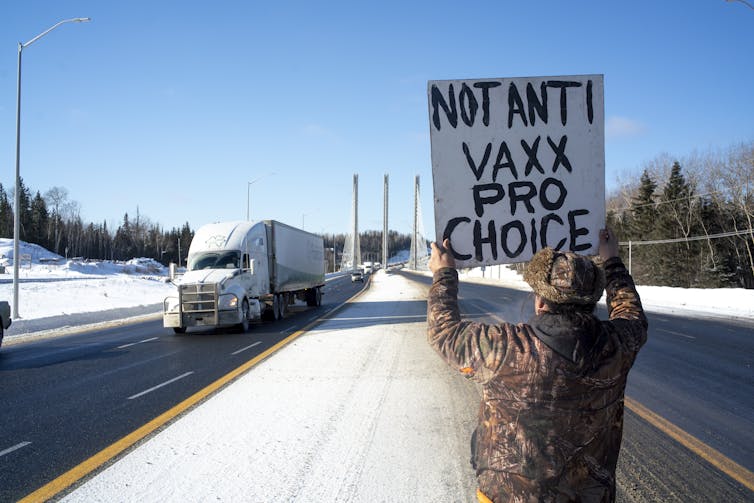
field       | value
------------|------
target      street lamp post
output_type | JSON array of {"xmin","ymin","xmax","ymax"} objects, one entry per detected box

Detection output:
[
  {"xmin": 329, "ymin": 247, "xmax": 337, "ymax": 273},
  {"xmin": 13, "ymin": 17, "xmax": 90, "ymax": 319},
  {"xmin": 246, "ymin": 172, "xmax": 275, "ymax": 221}
]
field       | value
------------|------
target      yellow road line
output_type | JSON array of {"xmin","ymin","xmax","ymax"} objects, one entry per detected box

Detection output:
[
  {"xmin": 20, "ymin": 283, "xmax": 367, "ymax": 502},
  {"xmin": 466, "ymin": 299, "xmax": 754, "ymax": 492},
  {"xmin": 625, "ymin": 396, "xmax": 754, "ymax": 492}
]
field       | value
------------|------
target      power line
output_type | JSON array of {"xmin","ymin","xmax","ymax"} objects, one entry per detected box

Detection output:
[
  {"xmin": 619, "ymin": 228, "xmax": 753, "ymax": 246},
  {"xmin": 608, "ymin": 190, "xmax": 728, "ymax": 212}
]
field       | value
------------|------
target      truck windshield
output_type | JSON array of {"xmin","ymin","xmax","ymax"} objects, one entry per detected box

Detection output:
[{"xmin": 188, "ymin": 251, "xmax": 241, "ymax": 271}]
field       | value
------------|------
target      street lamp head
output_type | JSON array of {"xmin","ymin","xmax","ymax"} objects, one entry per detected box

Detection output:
[
  {"xmin": 21, "ymin": 17, "xmax": 93, "ymax": 49},
  {"xmin": 726, "ymin": 0, "xmax": 754, "ymax": 9}
]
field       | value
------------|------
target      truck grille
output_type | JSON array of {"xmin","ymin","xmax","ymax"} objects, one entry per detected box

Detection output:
[{"xmin": 179, "ymin": 283, "xmax": 219, "ymax": 314}]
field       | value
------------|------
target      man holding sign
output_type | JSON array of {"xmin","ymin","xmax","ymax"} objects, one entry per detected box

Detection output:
[
  {"xmin": 426, "ymin": 76, "xmax": 647, "ymax": 501},
  {"xmin": 427, "ymin": 230, "xmax": 647, "ymax": 502}
]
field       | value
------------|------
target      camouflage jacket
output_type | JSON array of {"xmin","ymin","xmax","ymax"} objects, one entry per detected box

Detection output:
[{"xmin": 427, "ymin": 257, "xmax": 647, "ymax": 503}]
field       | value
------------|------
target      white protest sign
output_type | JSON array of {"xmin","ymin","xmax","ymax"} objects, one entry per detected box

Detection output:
[{"xmin": 428, "ymin": 75, "xmax": 605, "ymax": 267}]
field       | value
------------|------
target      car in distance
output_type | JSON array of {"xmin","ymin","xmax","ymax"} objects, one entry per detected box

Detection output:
[
  {"xmin": 0, "ymin": 301, "xmax": 11, "ymax": 349},
  {"xmin": 351, "ymin": 271, "xmax": 364, "ymax": 283}
]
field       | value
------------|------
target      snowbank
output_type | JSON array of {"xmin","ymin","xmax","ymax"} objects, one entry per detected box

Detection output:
[
  {"xmin": 430, "ymin": 263, "xmax": 754, "ymax": 321},
  {"xmin": 0, "ymin": 238, "xmax": 175, "ymax": 341}
]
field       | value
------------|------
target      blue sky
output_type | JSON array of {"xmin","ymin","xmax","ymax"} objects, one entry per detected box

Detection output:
[{"xmin": 1, "ymin": 1, "xmax": 753, "ymax": 240}]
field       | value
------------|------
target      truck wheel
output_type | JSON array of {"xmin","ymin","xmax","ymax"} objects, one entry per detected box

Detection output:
[
  {"xmin": 315, "ymin": 287, "xmax": 322, "ymax": 307},
  {"xmin": 238, "ymin": 299, "xmax": 250, "ymax": 332},
  {"xmin": 173, "ymin": 327, "xmax": 187, "ymax": 334}
]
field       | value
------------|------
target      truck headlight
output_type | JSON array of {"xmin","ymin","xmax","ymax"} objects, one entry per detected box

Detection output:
[{"xmin": 218, "ymin": 294, "xmax": 239, "ymax": 310}]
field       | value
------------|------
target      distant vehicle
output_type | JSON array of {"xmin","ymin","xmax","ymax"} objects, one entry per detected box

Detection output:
[
  {"xmin": 0, "ymin": 301, "xmax": 11, "ymax": 349},
  {"xmin": 362, "ymin": 261, "xmax": 374, "ymax": 274},
  {"xmin": 163, "ymin": 220, "xmax": 325, "ymax": 334},
  {"xmin": 351, "ymin": 271, "xmax": 364, "ymax": 283}
]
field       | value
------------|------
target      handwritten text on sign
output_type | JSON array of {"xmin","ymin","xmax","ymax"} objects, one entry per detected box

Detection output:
[{"xmin": 428, "ymin": 75, "xmax": 605, "ymax": 267}]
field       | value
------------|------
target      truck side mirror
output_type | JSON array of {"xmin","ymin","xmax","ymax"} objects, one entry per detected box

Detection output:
[{"xmin": 248, "ymin": 259, "xmax": 255, "ymax": 274}]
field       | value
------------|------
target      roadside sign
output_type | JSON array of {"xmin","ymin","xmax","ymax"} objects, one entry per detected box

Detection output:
[{"xmin": 20, "ymin": 253, "xmax": 32, "ymax": 269}]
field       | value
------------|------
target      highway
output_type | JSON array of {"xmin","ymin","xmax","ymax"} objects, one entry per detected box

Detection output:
[{"xmin": 0, "ymin": 274, "xmax": 364, "ymax": 502}]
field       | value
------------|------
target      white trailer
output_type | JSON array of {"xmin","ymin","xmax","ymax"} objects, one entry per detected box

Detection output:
[{"xmin": 163, "ymin": 220, "xmax": 325, "ymax": 334}]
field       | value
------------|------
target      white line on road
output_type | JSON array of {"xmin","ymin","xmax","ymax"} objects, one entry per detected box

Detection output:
[
  {"xmin": 657, "ymin": 328, "xmax": 695, "ymax": 340},
  {"xmin": 128, "ymin": 372, "xmax": 195, "ymax": 400},
  {"xmin": 0, "ymin": 441, "xmax": 31, "ymax": 458},
  {"xmin": 231, "ymin": 341, "xmax": 262, "ymax": 355},
  {"xmin": 117, "ymin": 337, "xmax": 159, "ymax": 349},
  {"xmin": 280, "ymin": 327, "xmax": 295, "ymax": 335}
]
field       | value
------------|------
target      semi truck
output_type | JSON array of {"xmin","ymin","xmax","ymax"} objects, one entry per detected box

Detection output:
[{"xmin": 163, "ymin": 220, "xmax": 325, "ymax": 334}]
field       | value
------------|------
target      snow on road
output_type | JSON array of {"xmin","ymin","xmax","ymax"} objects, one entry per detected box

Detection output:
[{"xmin": 62, "ymin": 271, "xmax": 479, "ymax": 502}]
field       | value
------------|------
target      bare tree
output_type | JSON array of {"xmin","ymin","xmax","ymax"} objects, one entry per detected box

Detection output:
[{"xmin": 44, "ymin": 186, "xmax": 69, "ymax": 254}]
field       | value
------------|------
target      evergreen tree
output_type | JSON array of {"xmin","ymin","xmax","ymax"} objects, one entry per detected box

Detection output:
[
  {"xmin": 113, "ymin": 213, "xmax": 136, "ymax": 260},
  {"xmin": 0, "ymin": 184, "xmax": 13, "ymax": 238},
  {"xmin": 177, "ymin": 222, "xmax": 194, "ymax": 267},
  {"xmin": 656, "ymin": 162, "xmax": 699, "ymax": 287},
  {"xmin": 17, "ymin": 178, "xmax": 32, "ymax": 241},
  {"xmin": 101, "ymin": 220, "xmax": 112, "ymax": 259},
  {"xmin": 29, "ymin": 192, "xmax": 49, "ymax": 249},
  {"xmin": 627, "ymin": 170, "xmax": 660, "ymax": 284}
]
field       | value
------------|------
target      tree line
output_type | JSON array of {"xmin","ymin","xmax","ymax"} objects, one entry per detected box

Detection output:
[
  {"xmin": 606, "ymin": 140, "xmax": 754, "ymax": 288},
  {"xmin": 0, "ymin": 180, "xmax": 416, "ymax": 270},
  {"xmin": 0, "ymin": 181, "xmax": 193, "ymax": 265}
]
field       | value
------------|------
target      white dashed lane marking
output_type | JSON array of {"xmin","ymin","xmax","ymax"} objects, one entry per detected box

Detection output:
[
  {"xmin": 117, "ymin": 337, "xmax": 158, "ymax": 349},
  {"xmin": 231, "ymin": 341, "xmax": 262, "ymax": 355},
  {"xmin": 0, "ymin": 442, "xmax": 31, "ymax": 458},
  {"xmin": 127, "ymin": 372, "xmax": 195, "ymax": 400}
]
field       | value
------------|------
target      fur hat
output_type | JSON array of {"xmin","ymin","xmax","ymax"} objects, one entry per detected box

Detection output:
[{"xmin": 523, "ymin": 248, "xmax": 605, "ymax": 305}]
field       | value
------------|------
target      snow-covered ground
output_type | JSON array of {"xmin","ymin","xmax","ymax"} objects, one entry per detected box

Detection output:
[{"xmin": 0, "ymin": 239, "xmax": 176, "ymax": 341}]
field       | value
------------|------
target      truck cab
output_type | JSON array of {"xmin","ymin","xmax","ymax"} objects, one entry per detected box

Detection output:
[{"xmin": 163, "ymin": 221, "xmax": 268, "ymax": 334}]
